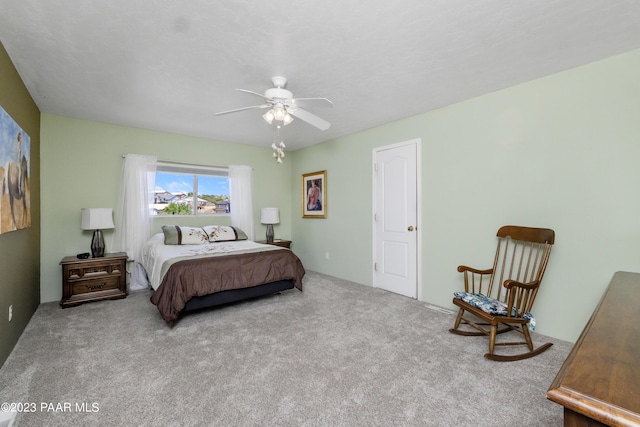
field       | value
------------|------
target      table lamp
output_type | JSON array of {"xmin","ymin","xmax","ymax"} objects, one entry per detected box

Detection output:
[
  {"xmin": 81, "ymin": 208, "xmax": 115, "ymax": 257},
  {"xmin": 260, "ymin": 207, "xmax": 280, "ymax": 242}
]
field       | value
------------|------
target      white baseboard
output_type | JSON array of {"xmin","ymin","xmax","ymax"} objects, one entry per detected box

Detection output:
[{"xmin": 425, "ymin": 304, "xmax": 454, "ymax": 315}]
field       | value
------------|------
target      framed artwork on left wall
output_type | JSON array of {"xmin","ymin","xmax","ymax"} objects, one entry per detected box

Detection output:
[
  {"xmin": 0, "ymin": 105, "xmax": 31, "ymax": 234},
  {"xmin": 302, "ymin": 170, "xmax": 326, "ymax": 218}
]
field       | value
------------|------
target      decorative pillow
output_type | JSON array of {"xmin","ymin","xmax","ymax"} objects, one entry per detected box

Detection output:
[
  {"xmin": 161, "ymin": 225, "xmax": 209, "ymax": 245},
  {"xmin": 203, "ymin": 225, "xmax": 248, "ymax": 242},
  {"xmin": 453, "ymin": 291, "xmax": 536, "ymax": 330}
]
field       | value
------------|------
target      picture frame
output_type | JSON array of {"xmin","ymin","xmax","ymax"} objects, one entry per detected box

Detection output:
[
  {"xmin": 302, "ymin": 170, "xmax": 326, "ymax": 218},
  {"xmin": 0, "ymin": 105, "xmax": 31, "ymax": 234}
]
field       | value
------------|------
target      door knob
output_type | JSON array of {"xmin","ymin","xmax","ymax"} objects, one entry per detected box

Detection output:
[{"xmin": 407, "ymin": 226, "xmax": 414, "ymax": 231}]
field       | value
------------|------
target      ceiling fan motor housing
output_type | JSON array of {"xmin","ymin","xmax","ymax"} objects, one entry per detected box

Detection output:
[{"xmin": 265, "ymin": 87, "xmax": 293, "ymax": 101}]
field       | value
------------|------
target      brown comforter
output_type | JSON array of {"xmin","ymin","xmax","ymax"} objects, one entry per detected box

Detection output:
[{"xmin": 150, "ymin": 248, "xmax": 305, "ymax": 323}]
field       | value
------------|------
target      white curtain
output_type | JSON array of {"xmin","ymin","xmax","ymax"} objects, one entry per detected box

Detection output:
[
  {"xmin": 228, "ymin": 164, "xmax": 254, "ymax": 240},
  {"xmin": 112, "ymin": 154, "xmax": 157, "ymax": 290}
]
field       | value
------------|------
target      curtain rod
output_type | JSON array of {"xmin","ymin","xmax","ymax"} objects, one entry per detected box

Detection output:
[{"xmin": 121, "ymin": 154, "xmax": 230, "ymax": 170}]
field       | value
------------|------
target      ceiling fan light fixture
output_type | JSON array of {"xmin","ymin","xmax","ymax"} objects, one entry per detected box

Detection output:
[
  {"xmin": 263, "ymin": 104, "xmax": 294, "ymax": 126},
  {"xmin": 273, "ymin": 105, "xmax": 286, "ymax": 121},
  {"xmin": 262, "ymin": 110, "xmax": 275, "ymax": 124}
]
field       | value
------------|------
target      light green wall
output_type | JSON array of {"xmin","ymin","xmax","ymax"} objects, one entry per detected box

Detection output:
[
  {"xmin": 0, "ymin": 42, "xmax": 41, "ymax": 368},
  {"xmin": 41, "ymin": 115, "xmax": 292, "ymax": 303},
  {"xmin": 291, "ymin": 48, "xmax": 640, "ymax": 343}
]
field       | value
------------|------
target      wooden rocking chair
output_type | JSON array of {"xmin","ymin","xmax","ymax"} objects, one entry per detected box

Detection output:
[{"xmin": 449, "ymin": 225, "xmax": 555, "ymax": 361}]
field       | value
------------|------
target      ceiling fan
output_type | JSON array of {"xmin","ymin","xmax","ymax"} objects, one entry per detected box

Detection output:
[{"xmin": 215, "ymin": 76, "xmax": 333, "ymax": 130}]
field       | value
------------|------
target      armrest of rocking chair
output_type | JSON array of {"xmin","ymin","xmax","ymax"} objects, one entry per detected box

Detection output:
[
  {"xmin": 503, "ymin": 279, "xmax": 541, "ymax": 291},
  {"xmin": 503, "ymin": 279, "xmax": 541, "ymax": 321},
  {"xmin": 457, "ymin": 265, "xmax": 493, "ymax": 275},
  {"xmin": 457, "ymin": 265, "xmax": 494, "ymax": 294}
]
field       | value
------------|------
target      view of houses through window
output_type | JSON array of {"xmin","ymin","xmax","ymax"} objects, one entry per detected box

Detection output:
[{"xmin": 154, "ymin": 163, "xmax": 230, "ymax": 216}]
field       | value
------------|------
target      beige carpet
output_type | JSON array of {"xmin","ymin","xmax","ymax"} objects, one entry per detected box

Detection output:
[{"xmin": 0, "ymin": 271, "xmax": 572, "ymax": 426}]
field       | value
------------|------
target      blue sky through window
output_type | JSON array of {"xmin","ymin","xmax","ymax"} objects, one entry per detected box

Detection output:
[{"xmin": 156, "ymin": 173, "xmax": 229, "ymax": 196}]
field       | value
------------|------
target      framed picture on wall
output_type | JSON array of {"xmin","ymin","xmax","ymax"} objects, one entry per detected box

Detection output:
[
  {"xmin": 0, "ymin": 105, "xmax": 31, "ymax": 234},
  {"xmin": 302, "ymin": 170, "xmax": 326, "ymax": 218}
]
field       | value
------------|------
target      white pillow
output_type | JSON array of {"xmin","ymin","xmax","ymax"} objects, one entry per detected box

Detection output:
[
  {"xmin": 203, "ymin": 225, "xmax": 248, "ymax": 242},
  {"xmin": 161, "ymin": 225, "xmax": 209, "ymax": 245}
]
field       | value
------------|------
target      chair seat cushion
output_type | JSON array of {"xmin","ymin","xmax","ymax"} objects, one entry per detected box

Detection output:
[{"xmin": 453, "ymin": 292, "xmax": 536, "ymax": 330}]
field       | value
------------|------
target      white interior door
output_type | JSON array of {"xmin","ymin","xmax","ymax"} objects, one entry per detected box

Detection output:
[{"xmin": 373, "ymin": 140, "xmax": 418, "ymax": 298}]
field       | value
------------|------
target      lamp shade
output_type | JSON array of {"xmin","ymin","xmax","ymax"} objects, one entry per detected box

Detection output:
[
  {"xmin": 262, "ymin": 110, "xmax": 275, "ymax": 124},
  {"xmin": 81, "ymin": 208, "xmax": 115, "ymax": 230},
  {"xmin": 260, "ymin": 207, "xmax": 280, "ymax": 225}
]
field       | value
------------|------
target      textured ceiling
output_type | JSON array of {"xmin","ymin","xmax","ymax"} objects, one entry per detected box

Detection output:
[{"xmin": 1, "ymin": 1, "xmax": 640, "ymax": 150}]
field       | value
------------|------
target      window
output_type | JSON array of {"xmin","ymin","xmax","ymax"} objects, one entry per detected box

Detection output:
[{"xmin": 154, "ymin": 162, "xmax": 230, "ymax": 216}]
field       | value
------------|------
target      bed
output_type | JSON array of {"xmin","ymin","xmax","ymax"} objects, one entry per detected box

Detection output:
[{"xmin": 139, "ymin": 225, "xmax": 305, "ymax": 324}]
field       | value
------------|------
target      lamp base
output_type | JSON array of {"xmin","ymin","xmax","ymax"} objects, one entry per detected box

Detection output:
[
  {"xmin": 91, "ymin": 229, "xmax": 106, "ymax": 257},
  {"xmin": 266, "ymin": 224, "xmax": 274, "ymax": 243}
]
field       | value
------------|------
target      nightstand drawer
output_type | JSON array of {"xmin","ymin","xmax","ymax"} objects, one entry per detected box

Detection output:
[
  {"xmin": 72, "ymin": 276, "xmax": 120, "ymax": 295},
  {"xmin": 83, "ymin": 262, "xmax": 123, "ymax": 277},
  {"xmin": 65, "ymin": 262, "xmax": 123, "ymax": 280}
]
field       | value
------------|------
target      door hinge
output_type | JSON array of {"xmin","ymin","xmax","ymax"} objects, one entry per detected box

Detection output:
[
  {"xmin": 374, "ymin": 213, "xmax": 377, "ymax": 221},
  {"xmin": 374, "ymin": 262, "xmax": 377, "ymax": 271},
  {"xmin": 374, "ymin": 162, "xmax": 378, "ymax": 172}
]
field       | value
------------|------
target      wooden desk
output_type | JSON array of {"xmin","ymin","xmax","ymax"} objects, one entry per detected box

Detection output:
[{"xmin": 547, "ymin": 271, "xmax": 640, "ymax": 426}]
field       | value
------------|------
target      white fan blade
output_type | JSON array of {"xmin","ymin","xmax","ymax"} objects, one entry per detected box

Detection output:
[
  {"xmin": 236, "ymin": 88, "xmax": 270, "ymax": 99},
  {"xmin": 290, "ymin": 97, "xmax": 333, "ymax": 109},
  {"xmin": 289, "ymin": 107, "xmax": 331, "ymax": 130},
  {"xmin": 215, "ymin": 104, "xmax": 270, "ymax": 116}
]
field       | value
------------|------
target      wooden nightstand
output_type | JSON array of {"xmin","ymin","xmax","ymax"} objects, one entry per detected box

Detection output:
[
  {"xmin": 257, "ymin": 239, "xmax": 292, "ymax": 249},
  {"xmin": 60, "ymin": 252, "xmax": 128, "ymax": 308}
]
